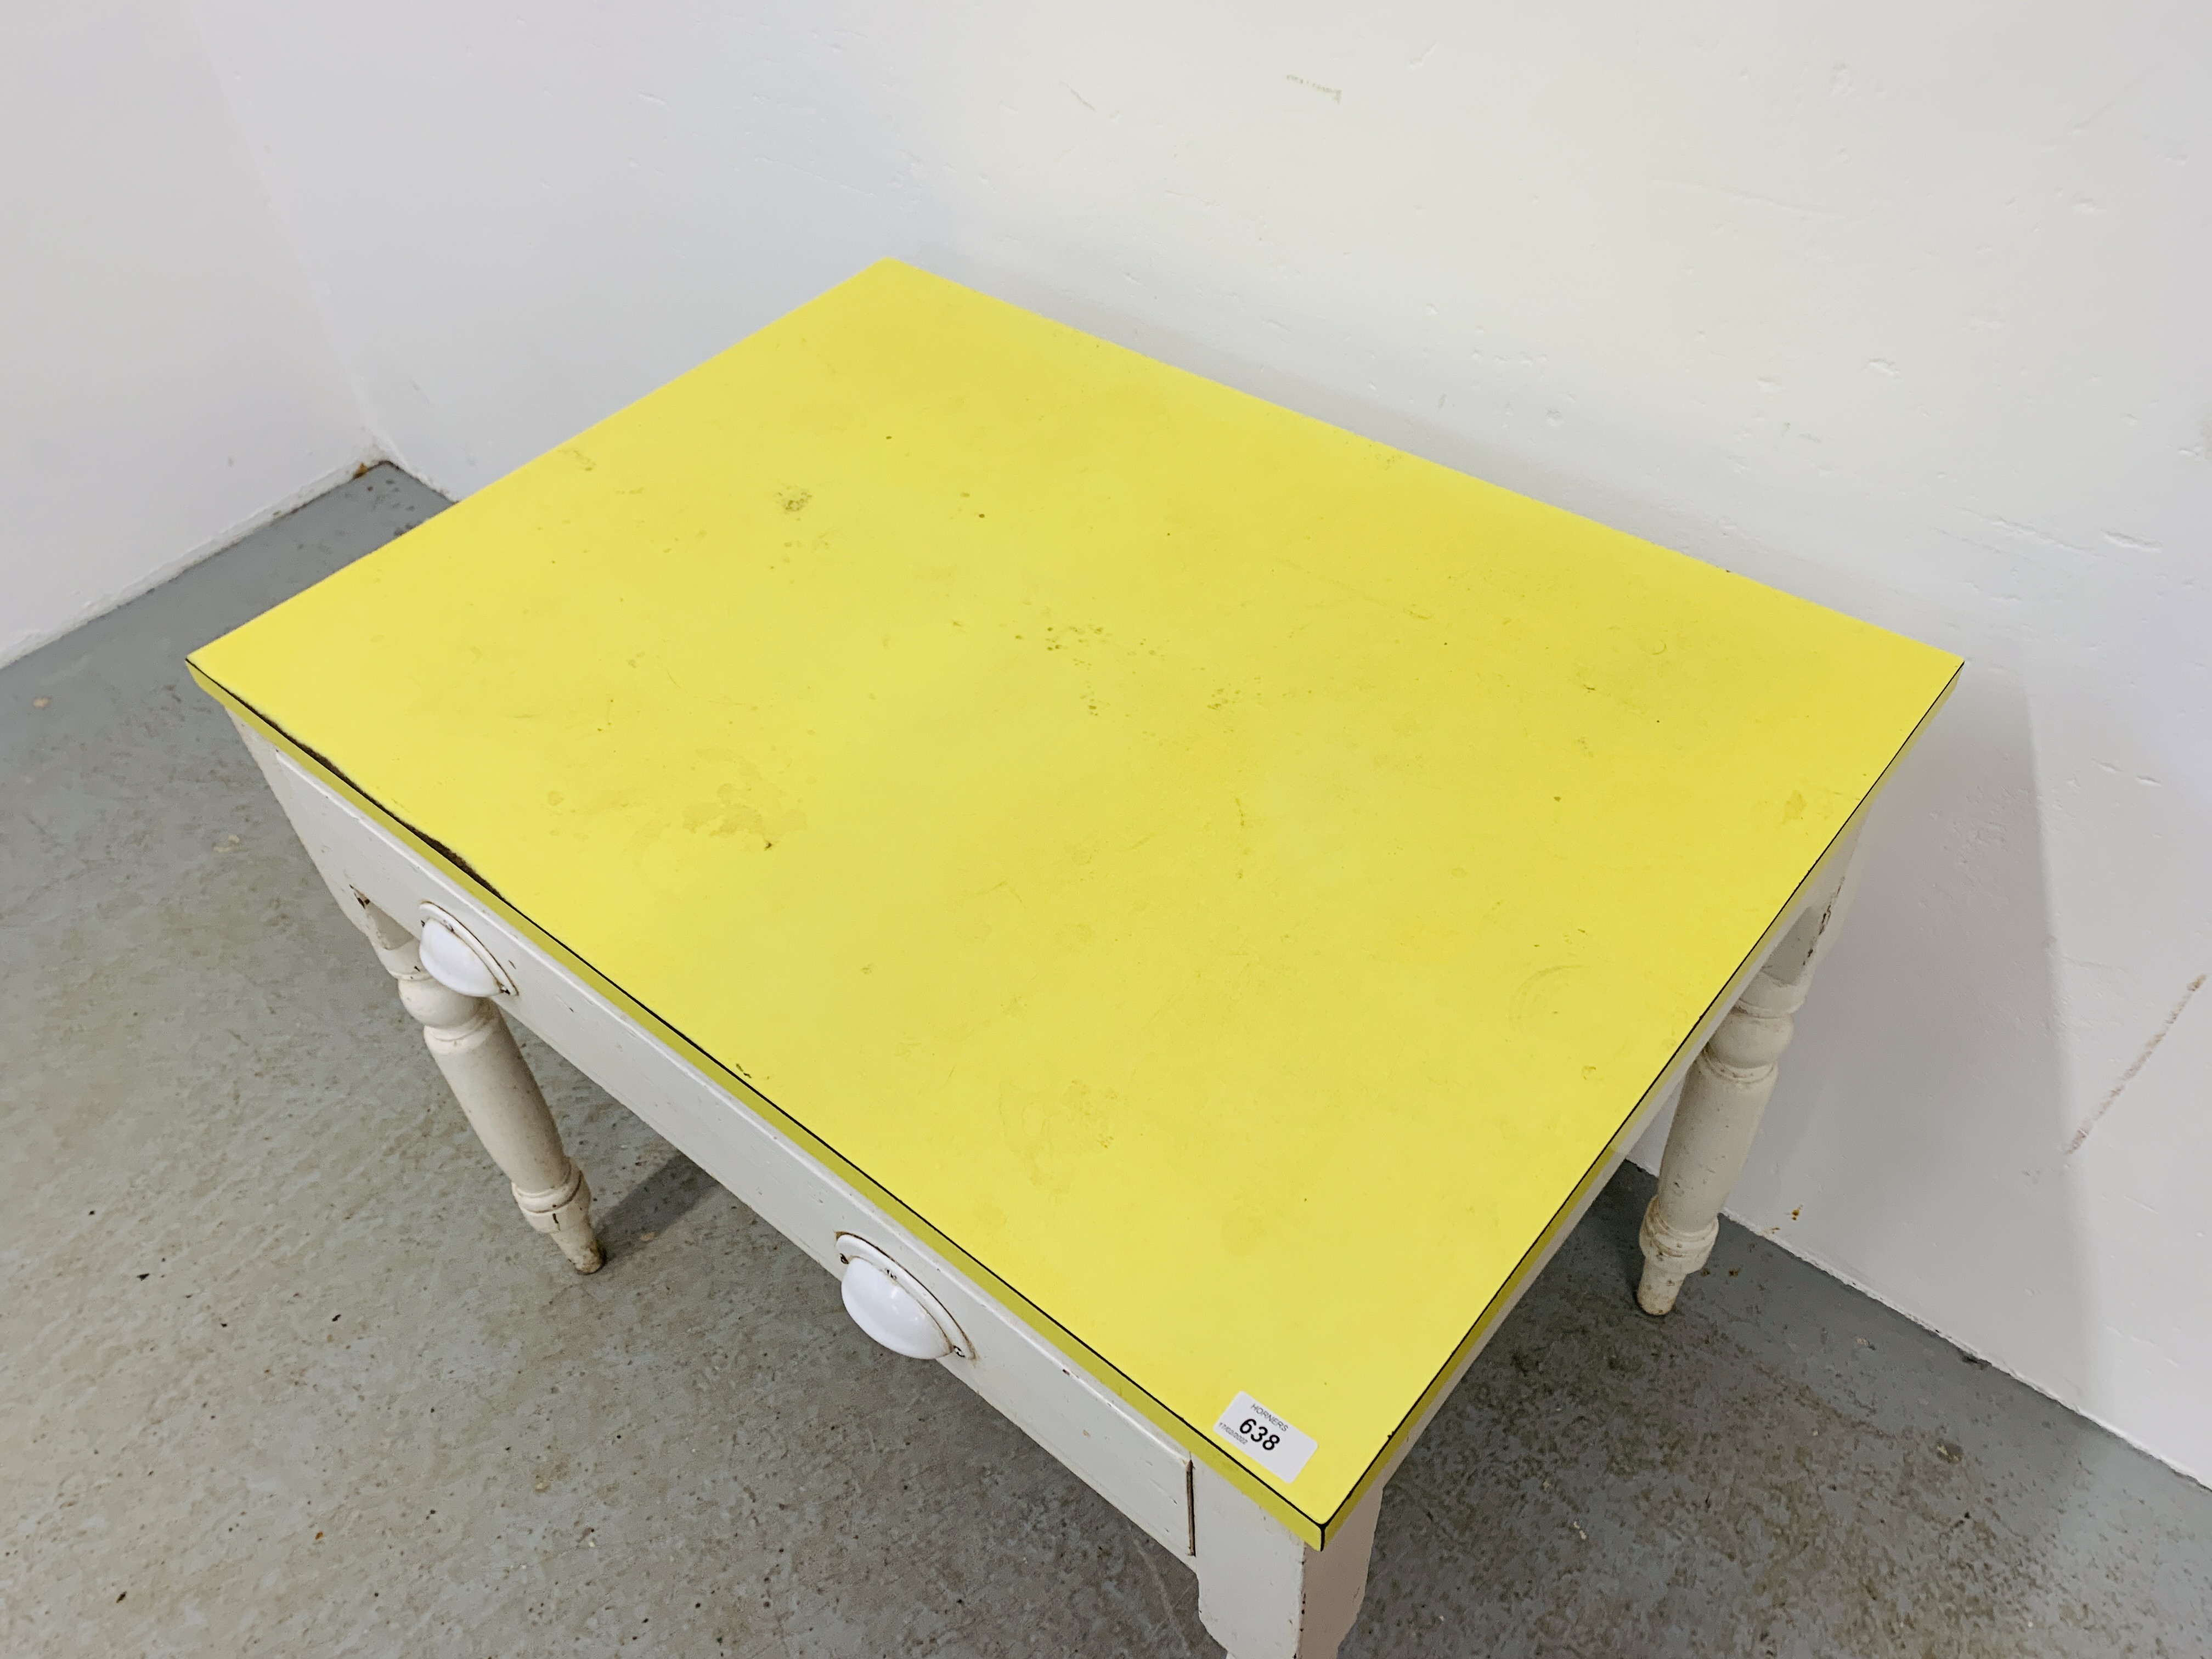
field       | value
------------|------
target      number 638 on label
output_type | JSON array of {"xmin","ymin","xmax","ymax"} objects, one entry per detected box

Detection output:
[{"xmin": 1211, "ymin": 1391, "xmax": 1319, "ymax": 1481}]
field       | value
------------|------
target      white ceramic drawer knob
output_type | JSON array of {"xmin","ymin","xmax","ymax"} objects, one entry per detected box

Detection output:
[
  {"xmin": 836, "ymin": 1233, "xmax": 969, "ymax": 1360},
  {"xmin": 417, "ymin": 902, "xmax": 515, "ymax": 998}
]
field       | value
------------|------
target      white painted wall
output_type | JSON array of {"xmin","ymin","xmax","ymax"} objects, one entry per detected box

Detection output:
[
  {"xmin": 185, "ymin": 2, "xmax": 2211, "ymax": 1486},
  {"xmin": 0, "ymin": 1, "xmax": 371, "ymax": 669}
]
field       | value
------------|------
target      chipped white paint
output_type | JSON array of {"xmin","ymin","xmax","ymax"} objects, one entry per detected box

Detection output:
[
  {"xmin": 358, "ymin": 898, "xmax": 604, "ymax": 1274},
  {"xmin": 1192, "ymin": 1463, "xmax": 1383, "ymax": 1659},
  {"xmin": 1640, "ymin": 842, "xmax": 1858, "ymax": 1316}
]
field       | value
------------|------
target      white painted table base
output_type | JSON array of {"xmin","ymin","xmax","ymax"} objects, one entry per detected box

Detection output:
[
  {"xmin": 1637, "ymin": 840, "xmax": 1859, "ymax": 1317},
  {"xmin": 358, "ymin": 897, "xmax": 605, "ymax": 1274},
  {"xmin": 240, "ymin": 718, "xmax": 1858, "ymax": 1659}
]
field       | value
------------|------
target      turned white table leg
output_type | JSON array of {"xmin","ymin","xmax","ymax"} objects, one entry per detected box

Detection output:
[
  {"xmin": 1638, "ymin": 839, "xmax": 1860, "ymax": 1315},
  {"xmin": 355, "ymin": 900, "xmax": 603, "ymax": 1273},
  {"xmin": 1192, "ymin": 1465, "xmax": 1384, "ymax": 1659}
]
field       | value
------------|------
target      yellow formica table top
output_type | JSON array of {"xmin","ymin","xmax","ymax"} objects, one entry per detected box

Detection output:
[{"xmin": 191, "ymin": 260, "xmax": 1959, "ymax": 1547}]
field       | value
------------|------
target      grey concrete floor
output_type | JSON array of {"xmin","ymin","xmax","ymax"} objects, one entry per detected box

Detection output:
[{"xmin": 3, "ymin": 466, "xmax": 2208, "ymax": 1658}]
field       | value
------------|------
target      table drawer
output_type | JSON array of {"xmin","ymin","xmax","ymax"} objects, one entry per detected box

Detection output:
[{"xmin": 244, "ymin": 724, "xmax": 1195, "ymax": 1560}]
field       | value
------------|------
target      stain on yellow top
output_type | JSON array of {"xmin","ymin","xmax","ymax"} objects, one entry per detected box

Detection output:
[{"xmin": 191, "ymin": 259, "xmax": 1959, "ymax": 1545}]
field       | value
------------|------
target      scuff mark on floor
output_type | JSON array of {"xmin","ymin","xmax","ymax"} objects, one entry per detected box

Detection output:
[{"xmin": 2067, "ymin": 973, "xmax": 2205, "ymax": 1153}]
